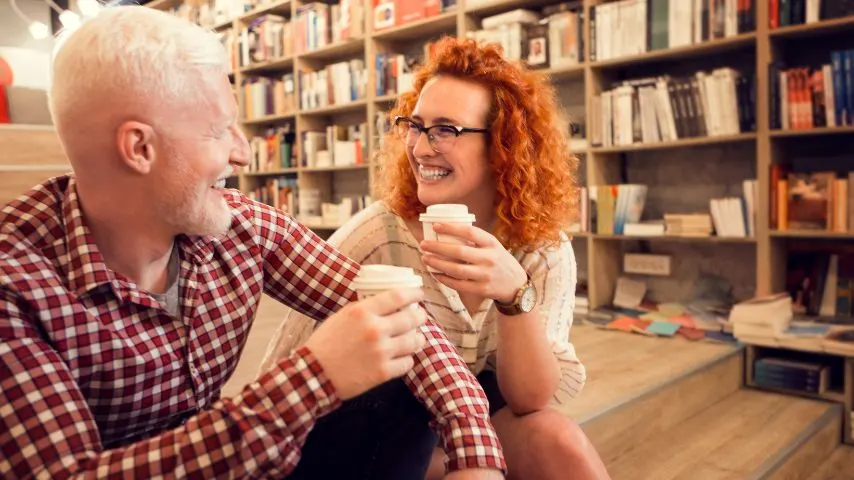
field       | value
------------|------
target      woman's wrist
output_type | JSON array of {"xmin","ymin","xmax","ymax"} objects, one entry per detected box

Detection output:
[{"xmin": 495, "ymin": 270, "xmax": 529, "ymax": 305}]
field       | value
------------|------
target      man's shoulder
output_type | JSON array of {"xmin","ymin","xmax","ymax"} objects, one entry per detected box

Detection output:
[
  {"xmin": 0, "ymin": 176, "xmax": 69, "ymax": 289},
  {"xmin": 220, "ymin": 187, "xmax": 297, "ymax": 230},
  {"xmin": 0, "ymin": 234, "xmax": 64, "ymax": 303},
  {"xmin": 1, "ymin": 174, "xmax": 69, "ymax": 231}
]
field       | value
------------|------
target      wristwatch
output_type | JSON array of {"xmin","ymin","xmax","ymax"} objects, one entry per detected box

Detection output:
[{"xmin": 495, "ymin": 274, "xmax": 537, "ymax": 316}]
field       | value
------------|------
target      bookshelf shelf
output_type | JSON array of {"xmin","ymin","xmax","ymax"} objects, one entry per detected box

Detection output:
[
  {"xmin": 749, "ymin": 382, "xmax": 847, "ymax": 403},
  {"xmin": 371, "ymin": 12, "xmax": 458, "ymax": 42},
  {"xmin": 212, "ymin": 19, "xmax": 233, "ymax": 31},
  {"xmin": 299, "ymin": 38, "xmax": 366, "ymax": 62},
  {"xmin": 769, "ymin": 126, "xmax": 854, "ymax": 138},
  {"xmin": 241, "ymin": 112, "xmax": 296, "ymax": 126},
  {"xmin": 240, "ymin": 56, "xmax": 294, "ymax": 74},
  {"xmin": 374, "ymin": 94, "xmax": 398, "ymax": 104},
  {"xmin": 238, "ymin": 0, "xmax": 292, "ymax": 23},
  {"xmin": 769, "ymin": 231, "xmax": 854, "ymax": 240},
  {"xmin": 589, "ymin": 32, "xmax": 757, "ymax": 70},
  {"xmin": 302, "ymin": 164, "xmax": 370, "ymax": 173},
  {"xmin": 244, "ymin": 168, "xmax": 299, "ymax": 177},
  {"xmin": 464, "ymin": 0, "xmax": 560, "ymax": 16},
  {"xmin": 593, "ymin": 234, "xmax": 758, "ymax": 244},
  {"xmin": 542, "ymin": 63, "xmax": 585, "ymax": 81},
  {"xmin": 589, "ymin": 133, "xmax": 757, "ymax": 154},
  {"xmin": 769, "ymin": 15, "xmax": 854, "ymax": 39},
  {"xmin": 299, "ymin": 100, "xmax": 368, "ymax": 117}
]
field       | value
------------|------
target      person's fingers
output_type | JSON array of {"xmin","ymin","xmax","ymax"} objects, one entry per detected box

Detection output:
[
  {"xmin": 382, "ymin": 354, "xmax": 417, "ymax": 380},
  {"xmin": 423, "ymin": 255, "xmax": 487, "ymax": 281},
  {"xmin": 431, "ymin": 273, "xmax": 477, "ymax": 294},
  {"xmin": 388, "ymin": 329, "xmax": 427, "ymax": 358},
  {"xmin": 359, "ymin": 288, "xmax": 424, "ymax": 316},
  {"xmin": 382, "ymin": 303, "xmax": 427, "ymax": 337},
  {"xmin": 431, "ymin": 222, "xmax": 496, "ymax": 247},
  {"xmin": 419, "ymin": 240, "xmax": 484, "ymax": 263}
]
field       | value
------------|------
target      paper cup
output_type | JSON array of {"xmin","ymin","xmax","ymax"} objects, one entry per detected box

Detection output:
[
  {"xmin": 351, "ymin": 265, "xmax": 424, "ymax": 301},
  {"xmin": 419, "ymin": 204, "xmax": 476, "ymax": 273}
]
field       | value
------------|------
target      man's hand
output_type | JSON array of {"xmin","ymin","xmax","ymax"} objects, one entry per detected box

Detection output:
[
  {"xmin": 304, "ymin": 288, "xmax": 428, "ymax": 400},
  {"xmin": 444, "ymin": 469, "xmax": 506, "ymax": 480}
]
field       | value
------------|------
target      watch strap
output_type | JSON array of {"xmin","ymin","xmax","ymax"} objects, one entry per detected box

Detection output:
[{"xmin": 495, "ymin": 274, "xmax": 532, "ymax": 316}]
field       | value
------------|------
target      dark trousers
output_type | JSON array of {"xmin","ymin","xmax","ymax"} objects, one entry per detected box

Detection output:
[
  {"xmin": 287, "ymin": 371, "xmax": 507, "ymax": 479},
  {"xmin": 286, "ymin": 378, "xmax": 438, "ymax": 480}
]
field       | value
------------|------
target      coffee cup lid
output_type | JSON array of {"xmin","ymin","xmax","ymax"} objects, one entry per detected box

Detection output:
[
  {"xmin": 419, "ymin": 204, "xmax": 475, "ymax": 223},
  {"xmin": 353, "ymin": 265, "xmax": 423, "ymax": 288}
]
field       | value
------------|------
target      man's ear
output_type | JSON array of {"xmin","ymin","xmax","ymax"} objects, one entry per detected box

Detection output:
[{"xmin": 116, "ymin": 121, "xmax": 156, "ymax": 175}]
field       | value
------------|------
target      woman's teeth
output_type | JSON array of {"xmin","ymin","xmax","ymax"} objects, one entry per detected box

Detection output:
[
  {"xmin": 212, "ymin": 178, "xmax": 226, "ymax": 189},
  {"xmin": 419, "ymin": 165, "xmax": 451, "ymax": 181}
]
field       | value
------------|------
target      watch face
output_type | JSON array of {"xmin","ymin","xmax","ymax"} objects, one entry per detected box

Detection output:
[{"xmin": 520, "ymin": 285, "xmax": 537, "ymax": 312}]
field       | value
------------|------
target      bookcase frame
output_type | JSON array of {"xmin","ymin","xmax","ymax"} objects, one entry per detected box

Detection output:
[
  {"xmin": 144, "ymin": 0, "xmax": 854, "ymax": 304},
  {"xmin": 146, "ymin": 0, "xmax": 854, "ymax": 442}
]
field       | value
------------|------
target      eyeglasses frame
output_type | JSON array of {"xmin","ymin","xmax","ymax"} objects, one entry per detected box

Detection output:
[{"xmin": 392, "ymin": 115, "xmax": 489, "ymax": 153}]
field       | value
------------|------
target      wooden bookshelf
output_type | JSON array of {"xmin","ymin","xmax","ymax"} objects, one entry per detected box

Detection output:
[
  {"xmin": 142, "ymin": 0, "xmax": 854, "ymax": 301},
  {"xmin": 143, "ymin": 0, "xmax": 854, "ymax": 443},
  {"xmin": 138, "ymin": 0, "xmax": 850, "ymax": 288}
]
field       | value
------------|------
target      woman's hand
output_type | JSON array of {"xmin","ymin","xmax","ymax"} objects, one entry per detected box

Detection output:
[{"xmin": 420, "ymin": 222, "xmax": 527, "ymax": 304}]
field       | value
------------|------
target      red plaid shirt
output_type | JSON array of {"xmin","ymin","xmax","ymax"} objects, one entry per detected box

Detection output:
[{"xmin": 0, "ymin": 174, "xmax": 505, "ymax": 478}]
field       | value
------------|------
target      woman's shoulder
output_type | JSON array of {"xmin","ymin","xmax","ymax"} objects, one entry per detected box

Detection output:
[
  {"xmin": 516, "ymin": 232, "xmax": 577, "ymax": 278},
  {"xmin": 326, "ymin": 200, "xmax": 420, "ymax": 262},
  {"xmin": 518, "ymin": 231, "xmax": 576, "ymax": 262}
]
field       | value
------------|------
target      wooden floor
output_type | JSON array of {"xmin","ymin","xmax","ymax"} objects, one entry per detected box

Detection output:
[
  {"xmin": 224, "ymin": 294, "xmax": 740, "ymax": 421},
  {"xmin": 808, "ymin": 446, "xmax": 854, "ymax": 480},
  {"xmin": 225, "ymin": 296, "xmax": 849, "ymax": 477},
  {"xmin": 549, "ymin": 323, "xmax": 739, "ymax": 423}
]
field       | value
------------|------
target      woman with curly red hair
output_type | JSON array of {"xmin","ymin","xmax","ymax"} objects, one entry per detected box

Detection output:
[{"xmin": 261, "ymin": 36, "xmax": 610, "ymax": 479}]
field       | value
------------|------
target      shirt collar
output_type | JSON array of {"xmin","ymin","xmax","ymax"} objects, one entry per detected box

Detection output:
[
  {"xmin": 62, "ymin": 176, "xmax": 121, "ymax": 297},
  {"xmin": 61, "ymin": 176, "xmax": 217, "ymax": 300}
]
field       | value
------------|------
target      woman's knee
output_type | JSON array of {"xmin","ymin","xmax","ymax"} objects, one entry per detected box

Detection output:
[{"xmin": 521, "ymin": 409, "xmax": 593, "ymax": 459}]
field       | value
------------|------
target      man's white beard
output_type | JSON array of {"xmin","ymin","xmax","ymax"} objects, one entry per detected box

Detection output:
[{"xmin": 159, "ymin": 160, "xmax": 233, "ymax": 238}]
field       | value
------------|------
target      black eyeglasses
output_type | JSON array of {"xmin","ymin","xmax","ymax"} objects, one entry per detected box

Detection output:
[{"xmin": 393, "ymin": 116, "xmax": 488, "ymax": 154}]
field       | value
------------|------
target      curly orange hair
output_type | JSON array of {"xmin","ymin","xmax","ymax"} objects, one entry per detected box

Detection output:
[{"xmin": 377, "ymin": 36, "xmax": 580, "ymax": 251}]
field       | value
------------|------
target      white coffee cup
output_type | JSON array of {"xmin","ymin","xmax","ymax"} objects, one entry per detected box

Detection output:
[
  {"xmin": 351, "ymin": 264, "xmax": 424, "ymax": 301},
  {"xmin": 419, "ymin": 204, "xmax": 476, "ymax": 273}
]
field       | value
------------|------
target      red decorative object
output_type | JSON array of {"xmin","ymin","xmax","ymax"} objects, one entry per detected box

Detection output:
[
  {"xmin": 0, "ymin": 55, "xmax": 13, "ymax": 86},
  {"xmin": 0, "ymin": 86, "xmax": 9, "ymax": 123}
]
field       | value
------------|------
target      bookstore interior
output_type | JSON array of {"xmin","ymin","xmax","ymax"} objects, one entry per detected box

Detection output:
[{"xmin": 3, "ymin": 0, "xmax": 854, "ymax": 475}]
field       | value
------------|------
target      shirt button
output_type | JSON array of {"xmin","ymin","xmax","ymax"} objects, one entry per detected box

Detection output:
[{"xmin": 190, "ymin": 365, "xmax": 199, "ymax": 377}]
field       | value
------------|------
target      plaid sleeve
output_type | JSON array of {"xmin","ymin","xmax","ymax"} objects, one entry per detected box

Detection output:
[
  {"xmin": 0, "ymin": 288, "xmax": 340, "ymax": 479},
  {"xmin": 405, "ymin": 315, "xmax": 507, "ymax": 474},
  {"xmin": 246, "ymin": 198, "xmax": 359, "ymax": 320}
]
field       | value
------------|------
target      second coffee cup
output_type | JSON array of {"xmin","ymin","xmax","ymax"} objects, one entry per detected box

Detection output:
[{"xmin": 351, "ymin": 264, "xmax": 424, "ymax": 301}]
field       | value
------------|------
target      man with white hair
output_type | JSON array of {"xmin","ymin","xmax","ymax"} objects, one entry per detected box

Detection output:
[{"xmin": 0, "ymin": 6, "xmax": 505, "ymax": 479}]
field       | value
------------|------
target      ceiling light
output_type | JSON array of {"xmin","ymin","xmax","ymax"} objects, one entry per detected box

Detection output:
[
  {"xmin": 59, "ymin": 9, "xmax": 81, "ymax": 28},
  {"xmin": 28, "ymin": 21, "xmax": 50, "ymax": 39},
  {"xmin": 77, "ymin": 0, "xmax": 100, "ymax": 17}
]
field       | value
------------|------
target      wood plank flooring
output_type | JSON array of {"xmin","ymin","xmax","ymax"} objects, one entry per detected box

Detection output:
[
  {"xmin": 224, "ymin": 295, "xmax": 740, "ymax": 424},
  {"xmin": 807, "ymin": 446, "xmax": 854, "ymax": 480}
]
